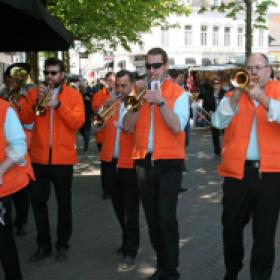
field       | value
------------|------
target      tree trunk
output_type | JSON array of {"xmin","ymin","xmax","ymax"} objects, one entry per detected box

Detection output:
[
  {"xmin": 26, "ymin": 52, "xmax": 39, "ymax": 84},
  {"xmin": 245, "ymin": 0, "xmax": 252, "ymax": 60},
  {"xmin": 63, "ymin": 50, "xmax": 70, "ymax": 73}
]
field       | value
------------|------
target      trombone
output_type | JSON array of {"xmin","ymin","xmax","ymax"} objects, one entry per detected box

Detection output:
[{"xmin": 92, "ymin": 95, "xmax": 121, "ymax": 127}]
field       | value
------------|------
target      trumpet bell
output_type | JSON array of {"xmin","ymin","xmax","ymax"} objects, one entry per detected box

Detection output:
[{"xmin": 230, "ymin": 69, "xmax": 249, "ymax": 89}]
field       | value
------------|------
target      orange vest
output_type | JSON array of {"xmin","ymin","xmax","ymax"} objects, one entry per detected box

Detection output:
[
  {"xmin": 19, "ymin": 84, "xmax": 85, "ymax": 165},
  {"xmin": 0, "ymin": 100, "xmax": 34, "ymax": 198},
  {"xmin": 132, "ymin": 80, "xmax": 185, "ymax": 160},
  {"xmin": 218, "ymin": 80, "xmax": 280, "ymax": 179},
  {"xmin": 99, "ymin": 106, "xmax": 135, "ymax": 168},
  {"xmin": 91, "ymin": 88, "xmax": 110, "ymax": 144}
]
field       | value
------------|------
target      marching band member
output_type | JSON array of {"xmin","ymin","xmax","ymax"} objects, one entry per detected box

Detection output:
[
  {"xmin": 0, "ymin": 97, "xmax": 33, "ymax": 280},
  {"xmin": 91, "ymin": 72, "xmax": 116, "ymax": 199},
  {"xmin": 123, "ymin": 48, "xmax": 189, "ymax": 280},
  {"xmin": 19, "ymin": 58, "xmax": 85, "ymax": 263},
  {"xmin": 97, "ymin": 70, "xmax": 139, "ymax": 270},
  {"xmin": 212, "ymin": 53, "xmax": 280, "ymax": 280},
  {"xmin": 2, "ymin": 63, "xmax": 34, "ymax": 236}
]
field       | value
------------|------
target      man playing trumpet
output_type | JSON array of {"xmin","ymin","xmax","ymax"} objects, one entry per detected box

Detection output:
[
  {"xmin": 123, "ymin": 48, "xmax": 189, "ymax": 280},
  {"xmin": 19, "ymin": 58, "xmax": 85, "ymax": 263},
  {"xmin": 212, "ymin": 53, "xmax": 280, "ymax": 280}
]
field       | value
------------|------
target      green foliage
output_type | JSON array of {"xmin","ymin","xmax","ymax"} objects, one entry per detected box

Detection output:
[
  {"xmin": 198, "ymin": 0, "xmax": 276, "ymax": 58},
  {"xmin": 199, "ymin": 0, "xmax": 276, "ymax": 29},
  {"xmin": 45, "ymin": 0, "xmax": 191, "ymax": 51}
]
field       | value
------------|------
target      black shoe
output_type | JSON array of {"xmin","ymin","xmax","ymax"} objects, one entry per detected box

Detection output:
[
  {"xmin": 29, "ymin": 247, "xmax": 52, "ymax": 262},
  {"xmin": 179, "ymin": 187, "xmax": 188, "ymax": 193},
  {"xmin": 56, "ymin": 248, "xmax": 68, "ymax": 262},
  {"xmin": 16, "ymin": 224, "xmax": 27, "ymax": 236},
  {"xmin": 148, "ymin": 269, "xmax": 164, "ymax": 280},
  {"xmin": 119, "ymin": 255, "xmax": 135, "ymax": 271}
]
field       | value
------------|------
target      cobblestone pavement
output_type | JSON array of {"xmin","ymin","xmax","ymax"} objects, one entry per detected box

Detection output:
[{"xmin": 2, "ymin": 127, "xmax": 280, "ymax": 280}]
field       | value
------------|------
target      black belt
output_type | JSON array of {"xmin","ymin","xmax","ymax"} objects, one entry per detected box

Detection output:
[{"xmin": 245, "ymin": 160, "xmax": 260, "ymax": 168}]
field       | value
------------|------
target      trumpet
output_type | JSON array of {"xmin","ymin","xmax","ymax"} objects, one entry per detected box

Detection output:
[
  {"xmin": 124, "ymin": 88, "xmax": 147, "ymax": 112},
  {"xmin": 230, "ymin": 69, "xmax": 250, "ymax": 89},
  {"xmin": 93, "ymin": 95, "xmax": 121, "ymax": 127},
  {"xmin": 33, "ymin": 82, "xmax": 54, "ymax": 116}
]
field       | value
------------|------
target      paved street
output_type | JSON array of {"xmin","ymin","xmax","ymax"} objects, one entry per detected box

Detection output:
[{"xmin": 2, "ymin": 127, "xmax": 280, "ymax": 280}]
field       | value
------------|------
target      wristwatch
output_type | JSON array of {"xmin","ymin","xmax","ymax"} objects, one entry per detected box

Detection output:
[{"xmin": 157, "ymin": 100, "xmax": 165, "ymax": 107}]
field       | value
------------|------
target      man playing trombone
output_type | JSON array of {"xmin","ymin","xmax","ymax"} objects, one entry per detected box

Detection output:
[
  {"xmin": 212, "ymin": 53, "xmax": 280, "ymax": 280},
  {"xmin": 95, "ymin": 70, "xmax": 140, "ymax": 270}
]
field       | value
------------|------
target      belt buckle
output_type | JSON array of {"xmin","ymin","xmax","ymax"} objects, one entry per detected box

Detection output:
[{"xmin": 253, "ymin": 161, "xmax": 260, "ymax": 169}]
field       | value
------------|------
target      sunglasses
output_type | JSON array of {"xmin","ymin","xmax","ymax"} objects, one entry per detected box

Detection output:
[
  {"xmin": 145, "ymin": 63, "xmax": 164, "ymax": 70},
  {"xmin": 43, "ymin": 70, "xmax": 60, "ymax": 76}
]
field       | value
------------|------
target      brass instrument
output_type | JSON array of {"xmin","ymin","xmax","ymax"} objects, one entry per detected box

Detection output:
[
  {"xmin": 33, "ymin": 83, "xmax": 54, "ymax": 116},
  {"xmin": 8, "ymin": 67, "xmax": 29, "ymax": 110},
  {"xmin": 93, "ymin": 95, "xmax": 121, "ymax": 127},
  {"xmin": 230, "ymin": 69, "xmax": 250, "ymax": 89},
  {"xmin": 124, "ymin": 88, "xmax": 147, "ymax": 112}
]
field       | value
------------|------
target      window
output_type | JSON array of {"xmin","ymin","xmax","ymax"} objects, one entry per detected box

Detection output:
[
  {"xmin": 212, "ymin": 26, "xmax": 219, "ymax": 46},
  {"xmin": 169, "ymin": 58, "xmax": 175, "ymax": 65},
  {"xmin": 185, "ymin": 58, "xmax": 196, "ymax": 65},
  {"xmin": 224, "ymin": 27, "xmax": 231, "ymax": 47},
  {"xmin": 184, "ymin": 25, "xmax": 192, "ymax": 46},
  {"xmin": 259, "ymin": 29, "xmax": 264, "ymax": 47},
  {"xmin": 212, "ymin": 0, "xmax": 221, "ymax": 6},
  {"xmin": 161, "ymin": 26, "xmax": 169, "ymax": 46},
  {"xmin": 237, "ymin": 27, "xmax": 244, "ymax": 47},
  {"xmin": 201, "ymin": 25, "xmax": 207, "ymax": 46},
  {"xmin": 202, "ymin": 58, "xmax": 211, "ymax": 66}
]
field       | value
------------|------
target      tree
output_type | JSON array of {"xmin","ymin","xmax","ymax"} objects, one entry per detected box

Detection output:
[
  {"xmin": 47, "ymin": 0, "xmax": 191, "ymax": 51},
  {"xmin": 28, "ymin": 0, "xmax": 190, "ymax": 81},
  {"xmin": 199, "ymin": 0, "xmax": 277, "ymax": 59}
]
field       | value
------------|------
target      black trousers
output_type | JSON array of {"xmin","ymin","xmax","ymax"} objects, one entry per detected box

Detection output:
[
  {"xmin": 102, "ymin": 160, "xmax": 139, "ymax": 257},
  {"xmin": 210, "ymin": 126, "xmax": 221, "ymax": 155},
  {"xmin": 79, "ymin": 126, "xmax": 91, "ymax": 150},
  {"xmin": 222, "ymin": 167, "xmax": 280, "ymax": 280},
  {"xmin": 135, "ymin": 156, "xmax": 183, "ymax": 279},
  {"xmin": 0, "ymin": 196, "xmax": 22, "ymax": 280},
  {"xmin": 29, "ymin": 164, "xmax": 73, "ymax": 250},
  {"xmin": 97, "ymin": 144, "xmax": 108, "ymax": 196},
  {"xmin": 12, "ymin": 187, "xmax": 30, "ymax": 228}
]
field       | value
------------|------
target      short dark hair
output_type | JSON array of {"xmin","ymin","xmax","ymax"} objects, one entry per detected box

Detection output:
[
  {"xmin": 105, "ymin": 71, "xmax": 115, "ymax": 80},
  {"xmin": 168, "ymin": 69, "xmax": 178, "ymax": 79},
  {"xmin": 44, "ymin": 57, "xmax": 65, "ymax": 72},
  {"xmin": 116, "ymin": 70, "xmax": 133, "ymax": 83},
  {"xmin": 146, "ymin": 47, "xmax": 168, "ymax": 64}
]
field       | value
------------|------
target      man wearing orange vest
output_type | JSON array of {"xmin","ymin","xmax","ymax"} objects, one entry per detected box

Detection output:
[
  {"xmin": 91, "ymin": 72, "xmax": 115, "ymax": 199},
  {"xmin": 0, "ymin": 98, "xmax": 34, "ymax": 280},
  {"xmin": 98, "ymin": 70, "xmax": 139, "ymax": 270},
  {"xmin": 123, "ymin": 48, "xmax": 189, "ymax": 280},
  {"xmin": 19, "ymin": 58, "xmax": 85, "ymax": 263},
  {"xmin": 212, "ymin": 53, "xmax": 280, "ymax": 280},
  {"xmin": 2, "ymin": 63, "xmax": 34, "ymax": 236}
]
